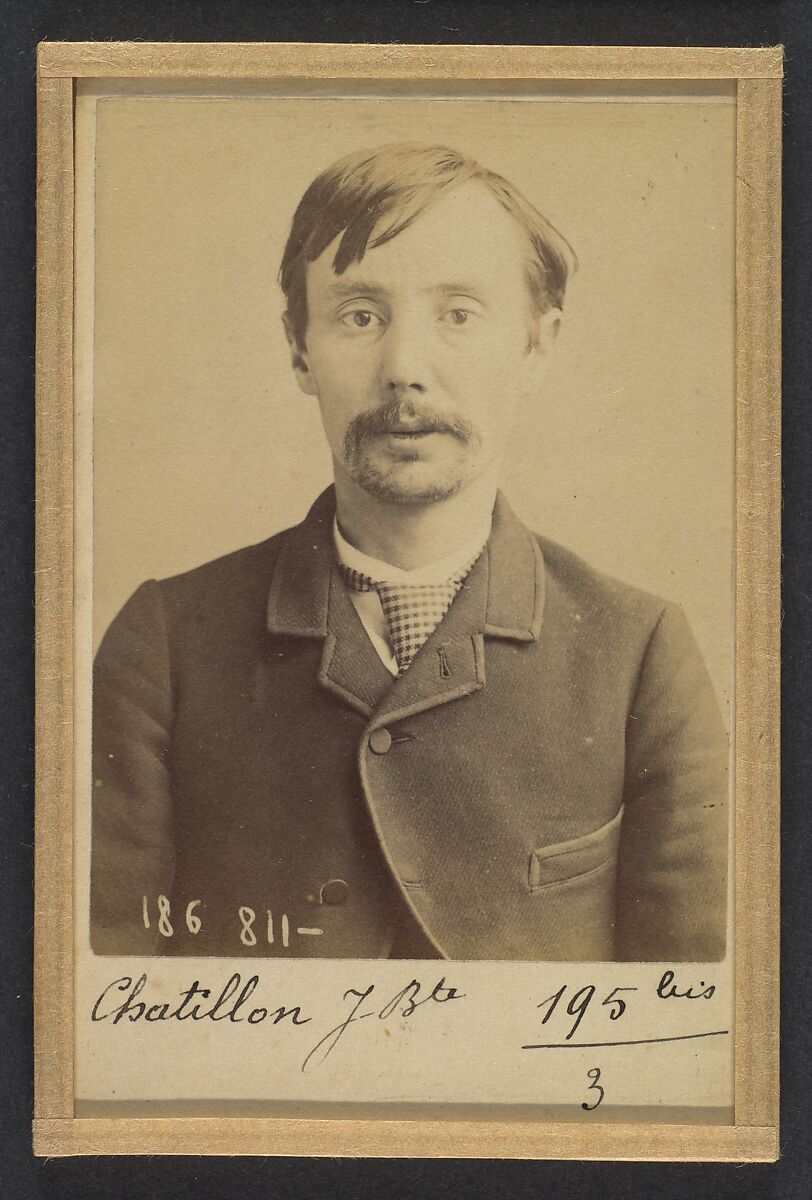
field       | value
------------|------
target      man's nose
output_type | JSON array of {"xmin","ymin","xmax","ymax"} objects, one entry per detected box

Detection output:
[{"xmin": 378, "ymin": 316, "xmax": 430, "ymax": 394}]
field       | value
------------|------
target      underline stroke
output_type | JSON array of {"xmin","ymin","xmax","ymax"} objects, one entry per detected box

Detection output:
[{"xmin": 521, "ymin": 1029, "xmax": 730, "ymax": 1050}]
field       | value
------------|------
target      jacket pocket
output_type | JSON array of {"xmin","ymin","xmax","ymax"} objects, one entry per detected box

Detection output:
[{"xmin": 529, "ymin": 806, "xmax": 624, "ymax": 892}]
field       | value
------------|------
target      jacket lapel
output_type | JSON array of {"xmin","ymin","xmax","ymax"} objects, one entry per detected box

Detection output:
[
  {"xmin": 318, "ymin": 575, "xmax": 396, "ymax": 716},
  {"xmin": 265, "ymin": 486, "xmax": 546, "ymax": 722},
  {"xmin": 265, "ymin": 488, "xmax": 394, "ymax": 717}
]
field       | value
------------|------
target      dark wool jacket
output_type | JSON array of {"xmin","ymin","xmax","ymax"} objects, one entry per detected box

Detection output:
[{"xmin": 91, "ymin": 487, "xmax": 728, "ymax": 961}]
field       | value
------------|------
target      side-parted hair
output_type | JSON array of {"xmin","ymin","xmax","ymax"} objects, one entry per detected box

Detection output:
[{"xmin": 279, "ymin": 142, "xmax": 577, "ymax": 350}]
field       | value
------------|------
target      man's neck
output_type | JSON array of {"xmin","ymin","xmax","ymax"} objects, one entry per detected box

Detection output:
[{"xmin": 333, "ymin": 467, "xmax": 498, "ymax": 570}]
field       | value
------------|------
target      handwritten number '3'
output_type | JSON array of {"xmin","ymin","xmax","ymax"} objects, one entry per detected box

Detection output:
[{"xmin": 581, "ymin": 1067, "xmax": 604, "ymax": 1111}]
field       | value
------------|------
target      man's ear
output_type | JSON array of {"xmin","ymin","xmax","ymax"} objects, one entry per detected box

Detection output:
[
  {"xmin": 282, "ymin": 313, "xmax": 319, "ymax": 397},
  {"xmin": 523, "ymin": 307, "xmax": 562, "ymax": 389},
  {"xmin": 535, "ymin": 307, "xmax": 562, "ymax": 355}
]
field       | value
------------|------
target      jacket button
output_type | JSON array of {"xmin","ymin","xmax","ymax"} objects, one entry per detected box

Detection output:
[
  {"xmin": 368, "ymin": 727, "xmax": 392, "ymax": 755},
  {"xmin": 320, "ymin": 879, "xmax": 349, "ymax": 906}
]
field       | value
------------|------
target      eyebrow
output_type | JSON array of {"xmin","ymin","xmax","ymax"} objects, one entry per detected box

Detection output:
[
  {"xmin": 431, "ymin": 282, "xmax": 486, "ymax": 297},
  {"xmin": 323, "ymin": 280, "xmax": 487, "ymax": 300},
  {"xmin": 324, "ymin": 281, "xmax": 388, "ymax": 300}
]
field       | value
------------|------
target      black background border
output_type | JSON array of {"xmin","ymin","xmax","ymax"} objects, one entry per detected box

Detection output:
[{"xmin": 2, "ymin": 2, "xmax": 808, "ymax": 1196}]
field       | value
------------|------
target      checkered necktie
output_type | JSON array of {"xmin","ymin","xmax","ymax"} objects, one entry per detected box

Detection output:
[{"xmin": 338, "ymin": 553, "xmax": 481, "ymax": 674}]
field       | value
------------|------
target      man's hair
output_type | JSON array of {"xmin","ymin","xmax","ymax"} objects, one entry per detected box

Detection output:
[{"xmin": 279, "ymin": 142, "xmax": 576, "ymax": 350}]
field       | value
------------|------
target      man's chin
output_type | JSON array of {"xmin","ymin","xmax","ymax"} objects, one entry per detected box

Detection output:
[{"xmin": 349, "ymin": 461, "xmax": 470, "ymax": 505}]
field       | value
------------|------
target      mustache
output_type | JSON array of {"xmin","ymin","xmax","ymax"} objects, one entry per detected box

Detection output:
[{"xmin": 344, "ymin": 400, "xmax": 479, "ymax": 457}]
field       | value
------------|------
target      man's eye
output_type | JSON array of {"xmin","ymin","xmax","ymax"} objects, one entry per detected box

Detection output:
[
  {"xmin": 444, "ymin": 308, "xmax": 472, "ymax": 326},
  {"xmin": 341, "ymin": 309, "xmax": 382, "ymax": 329}
]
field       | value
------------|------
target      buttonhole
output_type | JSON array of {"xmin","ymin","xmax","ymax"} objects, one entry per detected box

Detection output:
[{"xmin": 438, "ymin": 647, "xmax": 452, "ymax": 679}]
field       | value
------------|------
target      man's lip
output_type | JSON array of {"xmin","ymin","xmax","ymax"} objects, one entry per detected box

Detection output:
[{"xmin": 384, "ymin": 428, "xmax": 439, "ymax": 437}]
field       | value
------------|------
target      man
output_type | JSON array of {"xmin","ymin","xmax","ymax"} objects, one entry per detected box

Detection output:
[{"xmin": 91, "ymin": 142, "xmax": 728, "ymax": 961}]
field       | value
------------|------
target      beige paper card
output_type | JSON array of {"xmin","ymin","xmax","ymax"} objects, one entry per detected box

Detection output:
[{"xmin": 35, "ymin": 43, "xmax": 780, "ymax": 1161}]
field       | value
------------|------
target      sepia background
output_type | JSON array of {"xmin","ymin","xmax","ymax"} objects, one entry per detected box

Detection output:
[{"xmin": 90, "ymin": 86, "xmax": 736, "ymax": 713}]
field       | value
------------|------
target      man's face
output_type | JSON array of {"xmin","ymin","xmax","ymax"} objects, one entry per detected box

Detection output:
[{"xmin": 288, "ymin": 181, "xmax": 560, "ymax": 504}]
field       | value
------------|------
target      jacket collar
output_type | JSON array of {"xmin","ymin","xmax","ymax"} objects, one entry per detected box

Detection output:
[{"xmin": 266, "ymin": 485, "xmax": 545, "ymax": 719}]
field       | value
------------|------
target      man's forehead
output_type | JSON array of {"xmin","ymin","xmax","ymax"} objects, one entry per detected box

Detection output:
[{"xmin": 308, "ymin": 181, "xmax": 529, "ymax": 291}]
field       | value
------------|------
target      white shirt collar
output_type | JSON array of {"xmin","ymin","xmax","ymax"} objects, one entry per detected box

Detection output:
[{"xmin": 333, "ymin": 515, "xmax": 491, "ymax": 585}]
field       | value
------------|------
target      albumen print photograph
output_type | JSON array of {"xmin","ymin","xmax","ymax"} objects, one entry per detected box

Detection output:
[{"xmin": 81, "ymin": 83, "xmax": 734, "ymax": 975}]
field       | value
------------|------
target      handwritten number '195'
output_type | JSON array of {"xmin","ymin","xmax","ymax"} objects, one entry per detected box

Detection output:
[
  {"xmin": 581, "ymin": 1067, "xmax": 604, "ymax": 1111},
  {"xmin": 537, "ymin": 984, "xmax": 638, "ymax": 1039}
]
